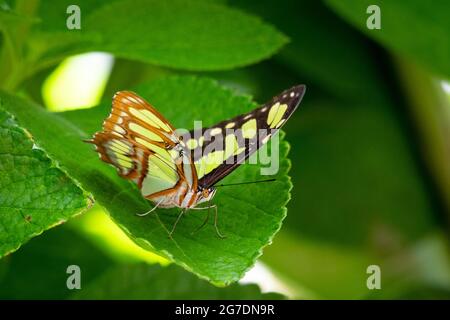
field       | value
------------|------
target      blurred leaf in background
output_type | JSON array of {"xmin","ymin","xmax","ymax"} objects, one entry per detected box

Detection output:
[
  {"xmin": 227, "ymin": 0, "xmax": 450, "ymax": 299},
  {"xmin": 0, "ymin": 223, "xmax": 284, "ymax": 299},
  {"xmin": 325, "ymin": 0, "xmax": 450, "ymax": 78}
]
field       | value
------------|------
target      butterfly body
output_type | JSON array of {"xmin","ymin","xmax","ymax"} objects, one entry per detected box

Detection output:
[
  {"xmin": 147, "ymin": 180, "xmax": 216, "ymax": 209},
  {"xmin": 87, "ymin": 85, "xmax": 305, "ymax": 235}
]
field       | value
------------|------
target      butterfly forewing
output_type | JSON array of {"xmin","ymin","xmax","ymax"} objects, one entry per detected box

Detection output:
[
  {"xmin": 184, "ymin": 85, "xmax": 305, "ymax": 188},
  {"xmin": 89, "ymin": 91, "xmax": 196, "ymax": 200}
]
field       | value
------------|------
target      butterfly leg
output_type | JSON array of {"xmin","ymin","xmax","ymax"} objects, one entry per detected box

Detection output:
[
  {"xmin": 136, "ymin": 198, "xmax": 164, "ymax": 217},
  {"xmin": 188, "ymin": 204, "xmax": 226, "ymax": 239},
  {"xmin": 212, "ymin": 205, "xmax": 226, "ymax": 239},
  {"xmin": 190, "ymin": 205, "xmax": 211, "ymax": 235},
  {"xmin": 169, "ymin": 209, "xmax": 186, "ymax": 238}
]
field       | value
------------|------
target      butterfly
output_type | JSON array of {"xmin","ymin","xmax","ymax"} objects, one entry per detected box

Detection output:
[{"xmin": 86, "ymin": 85, "xmax": 305, "ymax": 237}]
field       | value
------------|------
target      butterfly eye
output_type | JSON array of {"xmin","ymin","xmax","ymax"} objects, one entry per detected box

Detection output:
[{"xmin": 202, "ymin": 189, "xmax": 209, "ymax": 198}]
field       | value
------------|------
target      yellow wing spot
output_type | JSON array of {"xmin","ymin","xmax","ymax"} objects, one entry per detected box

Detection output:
[
  {"xmin": 134, "ymin": 139, "xmax": 174, "ymax": 170},
  {"xmin": 267, "ymin": 102, "xmax": 288, "ymax": 128},
  {"xmin": 129, "ymin": 123, "xmax": 164, "ymax": 142},
  {"xmin": 117, "ymin": 155, "xmax": 132, "ymax": 167},
  {"xmin": 135, "ymin": 137, "xmax": 153, "ymax": 149},
  {"xmin": 141, "ymin": 155, "xmax": 178, "ymax": 196},
  {"xmin": 194, "ymin": 158, "xmax": 206, "ymax": 179},
  {"xmin": 195, "ymin": 151, "xmax": 225, "ymax": 176},
  {"xmin": 111, "ymin": 131, "xmax": 122, "ymax": 138},
  {"xmin": 110, "ymin": 140, "xmax": 131, "ymax": 152},
  {"xmin": 169, "ymin": 149, "xmax": 179, "ymax": 160},
  {"xmin": 198, "ymin": 136, "xmax": 205, "ymax": 147},
  {"xmin": 117, "ymin": 157, "xmax": 132, "ymax": 168},
  {"xmin": 262, "ymin": 134, "xmax": 272, "ymax": 144},
  {"xmin": 242, "ymin": 118, "xmax": 257, "ymax": 139},
  {"xmin": 233, "ymin": 147, "xmax": 246, "ymax": 155},
  {"xmin": 151, "ymin": 144, "xmax": 175, "ymax": 168},
  {"xmin": 205, "ymin": 151, "xmax": 225, "ymax": 174},
  {"xmin": 129, "ymin": 108, "xmax": 172, "ymax": 132},
  {"xmin": 108, "ymin": 149, "xmax": 133, "ymax": 168},
  {"xmin": 275, "ymin": 119, "xmax": 285, "ymax": 128},
  {"xmin": 210, "ymin": 128, "xmax": 222, "ymax": 136},
  {"xmin": 225, "ymin": 122, "xmax": 235, "ymax": 129},
  {"xmin": 125, "ymin": 94, "xmax": 140, "ymax": 105},
  {"xmin": 186, "ymin": 138, "xmax": 198, "ymax": 149},
  {"xmin": 224, "ymin": 134, "xmax": 239, "ymax": 159}
]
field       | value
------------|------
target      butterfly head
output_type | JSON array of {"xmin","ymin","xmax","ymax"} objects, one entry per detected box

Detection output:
[{"xmin": 196, "ymin": 186, "xmax": 217, "ymax": 205}]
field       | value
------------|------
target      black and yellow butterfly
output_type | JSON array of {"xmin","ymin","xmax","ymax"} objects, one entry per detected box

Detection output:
[{"xmin": 87, "ymin": 85, "xmax": 305, "ymax": 237}]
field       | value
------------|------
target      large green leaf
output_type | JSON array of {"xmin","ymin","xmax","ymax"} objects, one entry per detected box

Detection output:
[
  {"xmin": 0, "ymin": 109, "xmax": 90, "ymax": 258},
  {"xmin": 0, "ymin": 225, "xmax": 113, "ymax": 299},
  {"xmin": 0, "ymin": 76, "xmax": 292, "ymax": 285},
  {"xmin": 325, "ymin": 0, "xmax": 450, "ymax": 78},
  {"xmin": 0, "ymin": 220, "xmax": 282, "ymax": 299},
  {"xmin": 73, "ymin": 264, "xmax": 284, "ymax": 300},
  {"xmin": 30, "ymin": 0, "xmax": 287, "ymax": 71}
]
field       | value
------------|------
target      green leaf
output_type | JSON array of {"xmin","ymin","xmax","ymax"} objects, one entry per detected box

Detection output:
[
  {"xmin": 0, "ymin": 76, "xmax": 292, "ymax": 285},
  {"xmin": 0, "ymin": 221, "xmax": 282, "ymax": 299},
  {"xmin": 32, "ymin": 0, "xmax": 288, "ymax": 71},
  {"xmin": 284, "ymin": 98, "xmax": 437, "ymax": 246},
  {"xmin": 229, "ymin": 0, "xmax": 387, "ymax": 102},
  {"xmin": 73, "ymin": 264, "xmax": 284, "ymax": 300},
  {"xmin": 325, "ymin": 0, "xmax": 450, "ymax": 78},
  {"xmin": 0, "ymin": 109, "xmax": 90, "ymax": 258},
  {"xmin": 36, "ymin": 0, "xmax": 107, "ymax": 31},
  {"xmin": 261, "ymin": 231, "xmax": 372, "ymax": 299},
  {"xmin": 262, "ymin": 230, "xmax": 450, "ymax": 299},
  {"xmin": 0, "ymin": 225, "xmax": 113, "ymax": 299},
  {"xmin": 0, "ymin": 5, "xmax": 33, "ymax": 31}
]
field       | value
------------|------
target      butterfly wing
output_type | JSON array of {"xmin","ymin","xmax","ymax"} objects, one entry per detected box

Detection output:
[
  {"xmin": 88, "ymin": 91, "xmax": 197, "ymax": 200},
  {"xmin": 184, "ymin": 85, "xmax": 305, "ymax": 188}
]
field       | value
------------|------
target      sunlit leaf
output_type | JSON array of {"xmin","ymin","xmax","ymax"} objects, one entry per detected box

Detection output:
[
  {"xmin": 0, "ymin": 109, "xmax": 90, "ymax": 258},
  {"xmin": 32, "ymin": 0, "xmax": 288, "ymax": 71}
]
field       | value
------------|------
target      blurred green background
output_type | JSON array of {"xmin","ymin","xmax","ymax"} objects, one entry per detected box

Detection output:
[{"xmin": 1, "ymin": 0, "xmax": 449, "ymax": 299}]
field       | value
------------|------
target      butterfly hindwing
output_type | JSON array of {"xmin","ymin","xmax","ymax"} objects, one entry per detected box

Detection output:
[{"xmin": 184, "ymin": 85, "xmax": 305, "ymax": 188}]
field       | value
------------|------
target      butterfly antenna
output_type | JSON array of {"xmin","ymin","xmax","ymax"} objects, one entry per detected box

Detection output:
[{"xmin": 214, "ymin": 178, "xmax": 276, "ymax": 188}]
